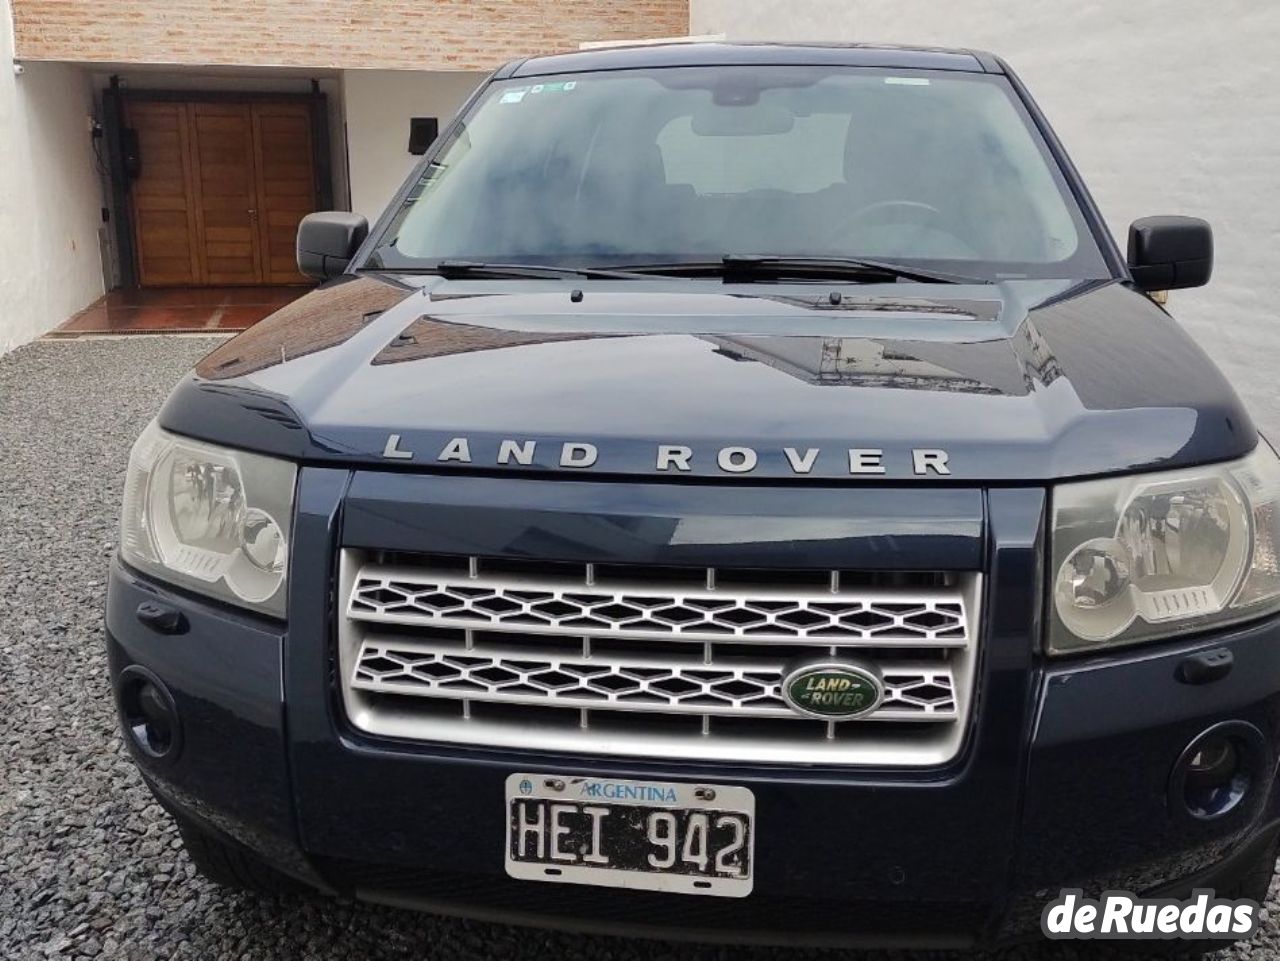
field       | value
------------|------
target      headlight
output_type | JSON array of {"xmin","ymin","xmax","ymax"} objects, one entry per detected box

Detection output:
[
  {"xmin": 120, "ymin": 421, "xmax": 297, "ymax": 617},
  {"xmin": 1050, "ymin": 441, "xmax": 1280, "ymax": 654}
]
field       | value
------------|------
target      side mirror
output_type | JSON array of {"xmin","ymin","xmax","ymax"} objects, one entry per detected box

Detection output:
[
  {"xmin": 297, "ymin": 212, "xmax": 369, "ymax": 280},
  {"xmin": 1127, "ymin": 216, "xmax": 1213, "ymax": 292}
]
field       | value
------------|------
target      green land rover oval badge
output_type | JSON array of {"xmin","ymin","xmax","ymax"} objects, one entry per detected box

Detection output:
[{"xmin": 781, "ymin": 662, "xmax": 884, "ymax": 720}]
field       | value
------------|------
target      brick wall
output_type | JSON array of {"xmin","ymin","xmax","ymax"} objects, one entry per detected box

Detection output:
[{"xmin": 10, "ymin": 0, "xmax": 689, "ymax": 70}]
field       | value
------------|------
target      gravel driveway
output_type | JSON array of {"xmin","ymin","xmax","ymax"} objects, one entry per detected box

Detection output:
[{"xmin": 2, "ymin": 335, "xmax": 1278, "ymax": 961}]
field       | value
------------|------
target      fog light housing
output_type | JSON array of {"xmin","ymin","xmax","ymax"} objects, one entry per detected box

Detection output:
[
  {"xmin": 1171, "ymin": 722, "xmax": 1265, "ymax": 821},
  {"xmin": 1186, "ymin": 738, "xmax": 1239, "ymax": 791},
  {"xmin": 117, "ymin": 666, "xmax": 182, "ymax": 762}
]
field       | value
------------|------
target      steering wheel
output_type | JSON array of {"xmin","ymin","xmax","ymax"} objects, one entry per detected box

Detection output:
[{"xmin": 822, "ymin": 200, "xmax": 949, "ymax": 247}]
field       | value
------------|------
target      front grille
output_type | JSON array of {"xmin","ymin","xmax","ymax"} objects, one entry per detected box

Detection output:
[
  {"xmin": 348, "ymin": 568, "xmax": 969, "ymax": 647},
  {"xmin": 353, "ymin": 638, "xmax": 958, "ymax": 720},
  {"xmin": 339, "ymin": 552, "xmax": 980, "ymax": 765}
]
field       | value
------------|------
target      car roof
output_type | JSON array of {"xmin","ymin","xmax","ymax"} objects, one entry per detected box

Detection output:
[{"xmin": 504, "ymin": 41, "xmax": 1003, "ymax": 79}]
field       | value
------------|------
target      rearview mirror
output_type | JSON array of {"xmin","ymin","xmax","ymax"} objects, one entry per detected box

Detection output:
[
  {"xmin": 1127, "ymin": 216, "xmax": 1213, "ymax": 292},
  {"xmin": 297, "ymin": 212, "xmax": 369, "ymax": 280}
]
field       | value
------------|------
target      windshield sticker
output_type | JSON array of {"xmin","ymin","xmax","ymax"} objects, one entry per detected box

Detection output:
[
  {"xmin": 529, "ymin": 81, "xmax": 575, "ymax": 95},
  {"xmin": 499, "ymin": 87, "xmax": 530, "ymax": 104},
  {"xmin": 885, "ymin": 77, "xmax": 931, "ymax": 85}
]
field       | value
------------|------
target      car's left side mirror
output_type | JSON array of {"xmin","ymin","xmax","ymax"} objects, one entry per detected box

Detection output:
[
  {"xmin": 1127, "ymin": 216, "xmax": 1213, "ymax": 292},
  {"xmin": 297, "ymin": 212, "xmax": 369, "ymax": 281}
]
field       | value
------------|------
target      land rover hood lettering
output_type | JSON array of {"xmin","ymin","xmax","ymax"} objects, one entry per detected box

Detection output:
[
  {"xmin": 170, "ymin": 277, "xmax": 1257, "ymax": 480},
  {"xmin": 383, "ymin": 435, "xmax": 951, "ymax": 476}
]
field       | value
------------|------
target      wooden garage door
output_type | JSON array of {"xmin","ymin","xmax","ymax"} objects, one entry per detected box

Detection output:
[
  {"xmin": 126, "ymin": 101, "xmax": 201, "ymax": 286},
  {"xmin": 252, "ymin": 103, "xmax": 319, "ymax": 284},
  {"xmin": 126, "ymin": 99, "xmax": 318, "ymax": 287}
]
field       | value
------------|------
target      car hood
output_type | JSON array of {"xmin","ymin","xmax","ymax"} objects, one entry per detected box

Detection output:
[{"xmin": 161, "ymin": 273, "xmax": 1256, "ymax": 482}]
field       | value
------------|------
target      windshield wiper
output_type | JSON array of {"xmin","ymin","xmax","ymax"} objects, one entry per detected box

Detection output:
[
  {"xmin": 361, "ymin": 256, "xmax": 989, "ymax": 285},
  {"xmin": 363, "ymin": 260, "xmax": 651, "ymax": 281},
  {"xmin": 610, "ymin": 255, "xmax": 989, "ymax": 285}
]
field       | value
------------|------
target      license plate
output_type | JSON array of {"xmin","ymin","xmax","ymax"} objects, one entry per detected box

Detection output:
[{"xmin": 504, "ymin": 774, "xmax": 754, "ymax": 897}]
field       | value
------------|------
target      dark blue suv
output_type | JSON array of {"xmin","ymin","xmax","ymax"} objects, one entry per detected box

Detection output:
[{"xmin": 105, "ymin": 42, "xmax": 1280, "ymax": 953}]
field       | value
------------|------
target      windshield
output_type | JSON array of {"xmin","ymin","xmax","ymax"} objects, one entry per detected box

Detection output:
[{"xmin": 368, "ymin": 66, "xmax": 1110, "ymax": 280}]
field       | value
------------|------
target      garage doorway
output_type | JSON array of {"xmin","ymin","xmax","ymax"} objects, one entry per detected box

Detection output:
[{"xmin": 118, "ymin": 92, "xmax": 329, "ymax": 288}]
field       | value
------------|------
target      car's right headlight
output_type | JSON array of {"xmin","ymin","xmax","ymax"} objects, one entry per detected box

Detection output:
[
  {"xmin": 120, "ymin": 420, "xmax": 296, "ymax": 618},
  {"xmin": 1049, "ymin": 441, "xmax": 1280, "ymax": 654}
]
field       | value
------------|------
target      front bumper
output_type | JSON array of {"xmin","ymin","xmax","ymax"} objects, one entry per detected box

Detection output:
[{"xmin": 104, "ymin": 471, "xmax": 1280, "ymax": 948}]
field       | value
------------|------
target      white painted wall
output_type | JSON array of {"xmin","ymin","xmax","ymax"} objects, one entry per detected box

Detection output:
[
  {"xmin": 691, "ymin": 0, "xmax": 1280, "ymax": 385},
  {"xmin": 0, "ymin": 0, "xmax": 106, "ymax": 352},
  {"xmin": 342, "ymin": 69, "xmax": 488, "ymax": 223}
]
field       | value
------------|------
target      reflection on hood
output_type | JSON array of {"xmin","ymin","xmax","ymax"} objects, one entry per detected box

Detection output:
[
  {"xmin": 705, "ymin": 335, "xmax": 1007, "ymax": 395},
  {"xmin": 372, "ymin": 316, "xmax": 618, "ymax": 365},
  {"xmin": 196, "ymin": 277, "xmax": 409, "ymax": 381},
  {"xmin": 702, "ymin": 318, "xmax": 1062, "ymax": 396}
]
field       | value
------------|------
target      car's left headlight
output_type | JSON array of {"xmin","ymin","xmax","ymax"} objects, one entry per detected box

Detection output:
[
  {"xmin": 1050, "ymin": 441, "xmax": 1280, "ymax": 654},
  {"xmin": 120, "ymin": 420, "xmax": 297, "ymax": 618}
]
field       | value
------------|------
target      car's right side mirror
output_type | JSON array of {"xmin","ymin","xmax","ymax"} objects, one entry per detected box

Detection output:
[
  {"xmin": 297, "ymin": 212, "xmax": 370, "ymax": 281},
  {"xmin": 1127, "ymin": 216, "xmax": 1213, "ymax": 292}
]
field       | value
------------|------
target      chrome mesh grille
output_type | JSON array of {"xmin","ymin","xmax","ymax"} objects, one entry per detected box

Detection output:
[
  {"xmin": 339, "ymin": 552, "xmax": 980, "ymax": 766},
  {"xmin": 348, "ymin": 571, "xmax": 968, "ymax": 647},
  {"xmin": 352, "ymin": 638, "xmax": 958, "ymax": 721}
]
